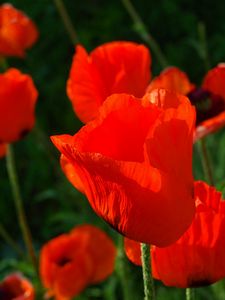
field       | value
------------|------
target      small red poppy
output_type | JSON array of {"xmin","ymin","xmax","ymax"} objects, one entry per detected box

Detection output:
[
  {"xmin": 147, "ymin": 65, "xmax": 225, "ymax": 140},
  {"xmin": 70, "ymin": 225, "xmax": 116, "ymax": 284},
  {"xmin": 40, "ymin": 224, "xmax": 116, "ymax": 299},
  {"xmin": 0, "ymin": 4, "xmax": 39, "ymax": 57},
  {"xmin": 67, "ymin": 41, "xmax": 151, "ymax": 123},
  {"xmin": 0, "ymin": 68, "xmax": 38, "ymax": 143},
  {"xmin": 0, "ymin": 273, "xmax": 34, "ymax": 300},
  {"xmin": 51, "ymin": 89, "xmax": 196, "ymax": 246},
  {"xmin": 125, "ymin": 181, "xmax": 225, "ymax": 288}
]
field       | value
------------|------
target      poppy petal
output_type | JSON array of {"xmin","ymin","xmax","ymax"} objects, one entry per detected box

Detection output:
[
  {"xmin": 0, "ymin": 4, "xmax": 38, "ymax": 57},
  {"xmin": 146, "ymin": 67, "xmax": 195, "ymax": 95},
  {"xmin": 195, "ymin": 111, "xmax": 225, "ymax": 141},
  {"xmin": 71, "ymin": 225, "xmax": 116, "ymax": 283},
  {"xmin": 40, "ymin": 225, "xmax": 116, "ymax": 299},
  {"xmin": 202, "ymin": 65, "xmax": 225, "ymax": 99},
  {"xmin": 40, "ymin": 234, "xmax": 93, "ymax": 298},
  {"xmin": 194, "ymin": 65, "xmax": 225, "ymax": 139},
  {"xmin": 0, "ymin": 68, "xmax": 38, "ymax": 143},
  {"xmin": 51, "ymin": 91, "xmax": 195, "ymax": 246},
  {"xmin": 0, "ymin": 273, "xmax": 34, "ymax": 300},
  {"xmin": 125, "ymin": 181, "xmax": 225, "ymax": 288},
  {"xmin": 60, "ymin": 154, "xmax": 85, "ymax": 194},
  {"xmin": 67, "ymin": 42, "xmax": 151, "ymax": 123}
]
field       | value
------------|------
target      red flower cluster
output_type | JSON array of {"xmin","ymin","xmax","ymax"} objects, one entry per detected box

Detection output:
[
  {"xmin": 67, "ymin": 42, "xmax": 225, "ymax": 139},
  {"xmin": 125, "ymin": 181, "xmax": 225, "ymax": 288},
  {"xmin": 0, "ymin": 4, "xmax": 38, "ymax": 57},
  {"xmin": 51, "ymin": 41, "xmax": 225, "ymax": 289},
  {"xmin": 0, "ymin": 273, "xmax": 34, "ymax": 300},
  {"xmin": 40, "ymin": 224, "xmax": 116, "ymax": 299},
  {"xmin": 0, "ymin": 4, "xmax": 38, "ymax": 158},
  {"xmin": 52, "ymin": 88, "xmax": 196, "ymax": 246}
]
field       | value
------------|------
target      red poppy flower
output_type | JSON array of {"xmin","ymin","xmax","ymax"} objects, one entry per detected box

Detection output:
[
  {"xmin": 51, "ymin": 89, "xmax": 196, "ymax": 246},
  {"xmin": 40, "ymin": 224, "xmax": 116, "ymax": 300},
  {"xmin": 0, "ymin": 4, "xmax": 38, "ymax": 57},
  {"xmin": 67, "ymin": 41, "xmax": 151, "ymax": 123},
  {"xmin": 0, "ymin": 273, "xmax": 34, "ymax": 300},
  {"xmin": 125, "ymin": 181, "xmax": 225, "ymax": 288},
  {"xmin": 0, "ymin": 143, "xmax": 7, "ymax": 158},
  {"xmin": 147, "ymin": 65, "xmax": 225, "ymax": 140},
  {"xmin": 70, "ymin": 225, "xmax": 116, "ymax": 284},
  {"xmin": 0, "ymin": 68, "xmax": 38, "ymax": 143}
]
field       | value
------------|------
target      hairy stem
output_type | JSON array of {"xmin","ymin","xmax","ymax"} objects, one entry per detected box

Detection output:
[
  {"xmin": 186, "ymin": 288, "xmax": 195, "ymax": 300},
  {"xmin": 141, "ymin": 243, "xmax": 155, "ymax": 300}
]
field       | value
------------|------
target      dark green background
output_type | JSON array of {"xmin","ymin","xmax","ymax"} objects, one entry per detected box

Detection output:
[{"xmin": 0, "ymin": 1, "xmax": 225, "ymax": 299}]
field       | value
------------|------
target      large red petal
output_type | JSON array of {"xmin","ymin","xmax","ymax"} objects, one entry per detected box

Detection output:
[
  {"xmin": 67, "ymin": 42, "xmax": 151, "ymax": 123},
  {"xmin": 52, "ymin": 91, "xmax": 195, "ymax": 246},
  {"xmin": 60, "ymin": 154, "xmax": 85, "ymax": 194}
]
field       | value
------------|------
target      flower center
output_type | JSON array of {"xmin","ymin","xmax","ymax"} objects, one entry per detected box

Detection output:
[
  {"xmin": 187, "ymin": 87, "xmax": 225, "ymax": 125},
  {"xmin": 57, "ymin": 257, "xmax": 72, "ymax": 267},
  {"xmin": 0, "ymin": 283, "xmax": 24, "ymax": 300}
]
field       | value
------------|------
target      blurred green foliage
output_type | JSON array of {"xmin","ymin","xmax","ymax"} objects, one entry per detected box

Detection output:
[{"xmin": 0, "ymin": 0, "xmax": 225, "ymax": 299}]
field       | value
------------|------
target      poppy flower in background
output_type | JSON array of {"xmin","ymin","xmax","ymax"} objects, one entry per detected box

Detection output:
[
  {"xmin": 40, "ymin": 224, "xmax": 116, "ymax": 300},
  {"xmin": 0, "ymin": 143, "xmax": 7, "ymax": 158},
  {"xmin": 0, "ymin": 273, "xmax": 34, "ymax": 300},
  {"xmin": 125, "ymin": 181, "xmax": 225, "ymax": 288},
  {"xmin": 51, "ymin": 89, "xmax": 196, "ymax": 246},
  {"xmin": 0, "ymin": 3, "xmax": 38, "ymax": 57},
  {"xmin": 0, "ymin": 68, "xmax": 38, "ymax": 143},
  {"xmin": 67, "ymin": 41, "xmax": 151, "ymax": 123},
  {"xmin": 147, "ymin": 65, "xmax": 225, "ymax": 140}
]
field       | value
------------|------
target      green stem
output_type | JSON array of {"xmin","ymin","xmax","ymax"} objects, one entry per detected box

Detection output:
[
  {"xmin": 6, "ymin": 145, "xmax": 39, "ymax": 276},
  {"xmin": 196, "ymin": 22, "xmax": 215, "ymax": 185},
  {"xmin": 116, "ymin": 235, "xmax": 131, "ymax": 300},
  {"xmin": 141, "ymin": 243, "xmax": 155, "ymax": 300},
  {"xmin": 121, "ymin": 0, "xmax": 168, "ymax": 68},
  {"xmin": 197, "ymin": 22, "xmax": 211, "ymax": 71},
  {"xmin": 198, "ymin": 139, "xmax": 214, "ymax": 185},
  {"xmin": 53, "ymin": 0, "xmax": 79, "ymax": 45},
  {"xmin": 0, "ymin": 223, "xmax": 24, "ymax": 257},
  {"xmin": 0, "ymin": 56, "xmax": 8, "ymax": 71},
  {"xmin": 186, "ymin": 288, "xmax": 195, "ymax": 300}
]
